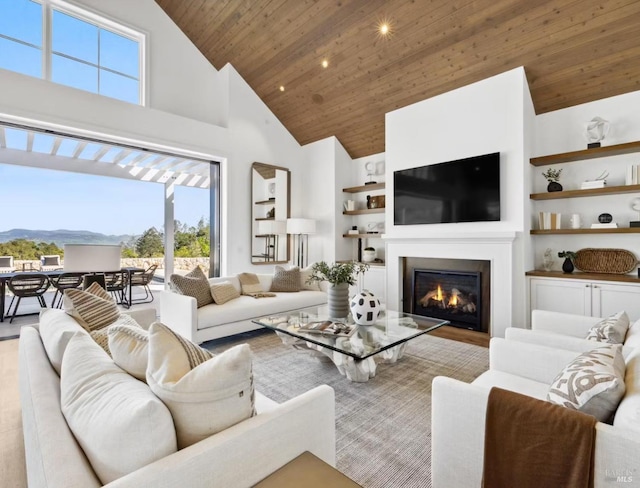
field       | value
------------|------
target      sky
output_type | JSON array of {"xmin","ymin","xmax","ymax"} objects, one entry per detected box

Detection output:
[{"xmin": 0, "ymin": 0, "xmax": 210, "ymax": 236}]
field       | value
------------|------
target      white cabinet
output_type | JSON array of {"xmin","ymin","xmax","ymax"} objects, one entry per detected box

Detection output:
[{"xmin": 530, "ymin": 277, "xmax": 640, "ymax": 321}]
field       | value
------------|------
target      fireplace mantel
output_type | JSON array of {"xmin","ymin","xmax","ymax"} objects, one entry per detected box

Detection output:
[{"xmin": 385, "ymin": 231, "xmax": 518, "ymax": 338}]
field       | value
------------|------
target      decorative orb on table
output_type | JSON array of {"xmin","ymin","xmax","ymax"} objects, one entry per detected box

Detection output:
[{"xmin": 350, "ymin": 290, "xmax": 382, "ymax": 325}]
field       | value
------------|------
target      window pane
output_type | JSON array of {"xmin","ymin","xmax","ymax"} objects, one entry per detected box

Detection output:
[
  {"xmin": 101, "ymin": 29, "xmax": 138, "ymax": 78},
  {"xmin": 52, "ymin": 10, "xmax": 98, "ymax": 64},
  {"xmin": 0, "ymin": 37, "xmax": 41, "ymax": 77},
  {"xmin": 100, "ymin": 69, "xmax": 139, "ymax": 104},
  {"xmin": 0, "ymin": 0, "xmax": 41, "ymax": 46},
  {"xmin": 52, "ymin": 54, "xmax": 98, "ymax": 93}
]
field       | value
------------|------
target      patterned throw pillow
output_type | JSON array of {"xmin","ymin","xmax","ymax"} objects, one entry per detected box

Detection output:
[
  {"xmin": 237, "ymin": 272, "xmax": 264, "ymax": 295},
  {"xmin": 146, "ymin": 322, "xmax": 255, "ymax": 449},
  {"xmin": 210, "ymin": 281, "xmax": 241, "ymax": 304},
  {"xmin": 64, "ymin": 281, "xmax": 120, "ymax": 332},
  {"xmin": 547, "ymin": 344, "xmax": 626, "ymax": 422},
  {"xmin": 585, "ymin": 311, "xmax": 630, "ymax": 344},
  {"xmin": 170, "ymin": 266, "xmax": 214, "ymax": 308},
  {"xmin": 270, "ymin": 265, "xmax": 301, "ymax": 292}
]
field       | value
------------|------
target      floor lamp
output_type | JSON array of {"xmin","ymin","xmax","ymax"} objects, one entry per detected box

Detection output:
[
  {"xmin": 286, "ymin": 218, "xmax": 316, "ymax": 268},
  {"xmin": 63, "ymin": 244, "xmax": 122, "ymax": 289}
]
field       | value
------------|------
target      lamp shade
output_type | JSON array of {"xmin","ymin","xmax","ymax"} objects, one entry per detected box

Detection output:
[
  {"xmin": 286, "ymin": 218, "xmax": 316, "ymax": 235},
  {"xmin": 63, "ymin": 244, "xmax": 122, "ymax": 272},
  {"xmin": 258, "ymin": 220, "xmax": 287, "ymax": 235}
]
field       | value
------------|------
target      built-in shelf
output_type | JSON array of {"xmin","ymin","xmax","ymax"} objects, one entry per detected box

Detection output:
[
  {"xmin": 530, "ymin": 184, "xmax": 640, "ymax": 200},
  {"xmin": 531, "ymin": 140, "xmax": 640, "ymax": 166},
  {"xmin": 526, "ymin": 270, "xmax": 640, "ymax": 284},
  {"xmin": 255, "ymin": 217, "xmax": 274, "ymax": 221},
  {"xmin": 531, "ymin": 228, "xmax": 640, "ymax": 235},
  {"xmin": 343, "ymin": 208, "xmax": 385, "ymax": 215},
  {"xmin": 342, "ymin": 233, "xmax": 383, "ymax": 238},
  {"xmin": 336, "ymin": 260, "xmax": 385, "ymax": 267},
  {"xmin": 342, "ymin": 182, "xmax": 385, "ymax": 193},
  {"xmin": 254, "ymin": 199, "xmax": 276, "ymax": 205}
]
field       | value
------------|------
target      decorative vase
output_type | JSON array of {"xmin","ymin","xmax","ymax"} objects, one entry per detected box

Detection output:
[
  {"xmin": 362, "ymin": 249, "xmax": 376, "ymax": 263},
  {"xmin": 547, "ymin": 181, "xmax": 563, "ymax": 192},
  {"xmin": 327, "ymin": 283, "xmax": 350, "ymax": 319},
  {"xmin": 350, "ymin": 290, "xmax": 382, "ymax": 325},
  {"xmin": 562, "ymin": 257, "xmax": 574, "ymax": 274}
]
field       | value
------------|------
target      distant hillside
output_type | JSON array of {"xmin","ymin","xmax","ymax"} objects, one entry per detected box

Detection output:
[{"xmin": 0, "ymin": 229, "xmax": 135, "ymax": 247}]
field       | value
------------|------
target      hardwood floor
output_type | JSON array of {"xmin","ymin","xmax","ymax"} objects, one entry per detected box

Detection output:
[{"xmin": 430, "ymin": 325, "xmax": 490, "ymax": 348}]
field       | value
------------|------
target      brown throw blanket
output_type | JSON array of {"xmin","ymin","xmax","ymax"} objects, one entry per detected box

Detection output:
[
  {"xmin": 482, "ymin": 387, "xmax": 596, "ymax": 488},
  {"xmin": 237, "ymin": 272, "xmax": 275, "ymax": 298}
]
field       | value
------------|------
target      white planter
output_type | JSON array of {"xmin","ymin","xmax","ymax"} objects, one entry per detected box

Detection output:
[{"xmin": 362, "ymin": 250, "xmax": 376, "ymax": 263}]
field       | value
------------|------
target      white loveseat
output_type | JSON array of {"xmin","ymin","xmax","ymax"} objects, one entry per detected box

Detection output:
[
  {"xmin": 19, "ymin": 308, "xmax": 336, "ymax": 488},
  {"xmin": 431, "ymin": 338, "xmax": 640, "ymax": 487},
  {"xmin": 160, "ymin": 273, "xmax": 327, "ymax": 344}
]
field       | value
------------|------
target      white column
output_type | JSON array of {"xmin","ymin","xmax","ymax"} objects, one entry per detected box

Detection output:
[{"xmin": 164, "ymin": 180, "xmax": 175, "ymax": 284}]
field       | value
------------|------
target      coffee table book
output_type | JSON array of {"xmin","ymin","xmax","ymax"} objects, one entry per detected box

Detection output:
[{"xmin": 293, "ymin": 320, "xmax": 356, "ymax": 338}]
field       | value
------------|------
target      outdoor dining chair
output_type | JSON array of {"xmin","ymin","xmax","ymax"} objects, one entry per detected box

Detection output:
[
  {"xmin": 125, "ymin": 264, "xmax": 158, "ymax": 304},
  {"xmin": 6, "ymin": 273, "xmax": 50, "ymax": 323},
  {"xmin": 50, "ymin": 273, "xmax": 83, "ymax": 309},
  {"xmin": 105, "ymin": 271, "xmax": 126, "ymax": 304}
]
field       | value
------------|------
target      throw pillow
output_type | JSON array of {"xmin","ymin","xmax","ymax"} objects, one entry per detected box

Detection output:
[
  {"xmin": 547, "ymin": 344, "xmax": 626, "ymax": 422},
  {"xmin": 210, "ymin": 281, "xmax": 241, "ymax": 304},
  {"xmin": 108, "ymin": 321, "xmax": 149, "ymax": 381},
  {"xmin": 237, "ymin": 272, "xmax": 264, "ymax": 295},
  {"xmin": 585, "ymin": 311, "xmax": 630, "ymax": 344},
  {"xmin": 270, "ymin": 265, "xmax": 301, "ymax": 292},
  {"xmin": 169, "ymin": 266, "xmax": 214, "ymax": 308},
  {"xmin": 91, "ymin": 314, "xmax": 141, "ymax": 357},
  {"xmin": 39, "ymin": 308, "xmax": 91, "ymax": 375},
  {"xmin": 299, "ymin": 263, "xmax": 321, "ymax": 291},
  {"xmin": 146, "ymin": 322, "xmax": 255, "ymax": 449},
  {"xmin": 60, "ymin": 332, "xmax": 177, "ymax": 484},
  {"xmin": 64, "ymin": 281, "xmax": 120, "ymax": 332}
]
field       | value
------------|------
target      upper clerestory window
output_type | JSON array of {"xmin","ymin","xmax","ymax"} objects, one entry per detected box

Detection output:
[{"xmin": 0, "ymin": 0, "xmax": 145, "ymax": 105}]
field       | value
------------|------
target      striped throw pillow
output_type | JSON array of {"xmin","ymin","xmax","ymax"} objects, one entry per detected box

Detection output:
[
  {"xmin": 65, "ymin": 282, "xmax": 120, "ymax": 332},
  {"xmin": 146, "ymin": 322, "xmax": 255, "ymax": 448},
  {"xmin": 170, "ymin": 266, "xmax": 214, "ymax": 308}
]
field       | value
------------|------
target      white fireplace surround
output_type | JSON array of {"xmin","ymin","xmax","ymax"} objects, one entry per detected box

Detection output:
[{"xmin": 385, "ymin": 231, "xmax": 516, "ymax": 338}]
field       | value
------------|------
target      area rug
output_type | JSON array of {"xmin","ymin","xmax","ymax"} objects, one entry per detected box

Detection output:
[{"xmin": 207, "ymin": 330, "xmax": 489, "ymax": 488}]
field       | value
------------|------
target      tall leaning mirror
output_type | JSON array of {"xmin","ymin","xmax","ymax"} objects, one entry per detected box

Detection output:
[{"xmin": 251, "ymin": 162, "xmax": 290, "ymax": 264}]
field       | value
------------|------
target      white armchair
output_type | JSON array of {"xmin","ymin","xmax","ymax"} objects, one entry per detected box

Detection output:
[
  {"xmin": 431, "ymin": 338, "xmax": 640, "ymax": 488},
  {"xmin": 505, "ymin": 310, "xmax": 640, "ymax": 354},
  {"xmin": 0, "ymin": 255, "xmax": 15, "ymax": 273}
]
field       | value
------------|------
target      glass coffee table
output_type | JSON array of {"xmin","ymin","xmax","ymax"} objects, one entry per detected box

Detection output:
[{"xmin": 253, "ymin": 305, "xmax": 448, "ymax": 382}]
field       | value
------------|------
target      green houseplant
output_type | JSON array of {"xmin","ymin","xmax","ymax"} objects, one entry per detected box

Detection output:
[
  {"xmin": 308, "ymin": 261, "xmax": 369, "ymax": 318},
  {"xmin": 542, "ymin": 168, "xmax": 563, "ymax": 192}
]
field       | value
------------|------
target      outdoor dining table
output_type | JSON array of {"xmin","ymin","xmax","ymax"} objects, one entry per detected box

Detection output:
[{"xmin": 0, "ymin": 267, "xmax": 143, "ymax": 322}]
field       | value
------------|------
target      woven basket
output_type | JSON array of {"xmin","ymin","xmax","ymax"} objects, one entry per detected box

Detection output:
[{"xmin": 574, "ymin": 248, "xmax": 638, "ymax": 274}]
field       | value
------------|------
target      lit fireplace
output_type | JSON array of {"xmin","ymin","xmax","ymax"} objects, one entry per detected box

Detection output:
[{"xmin": 412, "ymin": 269, "xmax": 482, "ymax": 331}]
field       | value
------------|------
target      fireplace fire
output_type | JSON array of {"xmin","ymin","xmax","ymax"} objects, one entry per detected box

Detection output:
[{"xmin": 412, "ymin": 269, "xmax": 482, "ymax": 331}]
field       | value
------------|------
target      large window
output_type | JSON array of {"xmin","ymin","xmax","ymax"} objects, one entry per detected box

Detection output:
[{"xmin": 0, "ymin": 0, "xmax": 144, "ymax": 104}]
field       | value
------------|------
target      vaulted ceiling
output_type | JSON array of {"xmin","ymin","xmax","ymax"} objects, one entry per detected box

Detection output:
[{"xmin": 155, "ymin": 0, "xmax": 640, "ymax": 158}]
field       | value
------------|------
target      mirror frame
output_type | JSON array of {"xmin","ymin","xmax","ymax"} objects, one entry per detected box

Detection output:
[{"xmin": 251, "ymin": 162, "xmax": 291, "ymax": 265}]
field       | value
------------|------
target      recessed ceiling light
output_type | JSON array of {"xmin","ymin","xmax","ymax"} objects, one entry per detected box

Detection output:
[
  {"xmin": 321, "ymin": 59, "xmax": 329, "ymax": 68},
  {"xmin": 279, "ymin": 85, "xmax": 285, "ymax": 92},
  {"xmin": 380, "ymin": 23, "xmax": 389, "ymax": 35},
  {"xmin": 377, "ymin": 18, "xmax": 393, "ymax": 38}
]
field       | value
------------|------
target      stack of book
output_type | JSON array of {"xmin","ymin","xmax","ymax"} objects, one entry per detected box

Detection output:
[
  {"xmin": 581, "ymin": 180, "xmax": 606, "ymax": 190},
  {"xmin": 591, "ymin": 222, "xmax": 618, "ymax": 229},
  {"xmin": 538, "ymin": 212, "xmax": 562, "ymax": 230},
  {"xmin": 626, "ymin": 164, "xmax": 640, "ymax": 185}
]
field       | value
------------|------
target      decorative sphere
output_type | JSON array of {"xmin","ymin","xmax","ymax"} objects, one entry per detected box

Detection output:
[{"xmin": 350, "ymin": 290, "xmax": 382, "ymax": 325}]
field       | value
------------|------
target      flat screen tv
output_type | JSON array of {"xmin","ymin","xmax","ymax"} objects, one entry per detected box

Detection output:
[{"xmin": 394, "ymin": 152, "xmax": 500, "ymax": 225}]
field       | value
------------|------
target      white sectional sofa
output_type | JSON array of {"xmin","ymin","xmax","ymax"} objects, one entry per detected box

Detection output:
[
  {"xmin": 431, "ymin": 338, "xmax": 640, "ymax": 487},
  {"xmin": 19, "ymin": 308, "xmax": 336, "ymax": 488},
  {"xmin": 160, "ymin": 273, "xmax": 327, "ymax": 344}
]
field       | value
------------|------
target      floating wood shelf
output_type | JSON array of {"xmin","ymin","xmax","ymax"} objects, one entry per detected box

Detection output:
[
  {"xmin": 531, "ymin": 228, "xmax": 640, "ymax": 235},
  {"xmin": 530, "ymin": 184, "xmax": 640, "ymax": 200},
  {"xmin": 343, "ymin": 208, "xmax": 385, "ymax": 215},
  {"xmin": 336, "ymin": 260, "xmax": 385, "ymax": 267},
  {"xmin": 531, "ymin": 141, "xmax": 640, "ymax": 166},
  {"xmin": 254, "ymin": 199, "xmax": 276, "ymax": 205},
  {"xmin": 342, "ymin": 233, "xmax": 383, "ymax": 238},
  {"xmin": 526, "ymin": 270, "xmax": 640, "ymax": 284},
  {"xmin": 255, "ymin": 217, "xmax": 275, "ymax": 221},
  {"xmin": 342, "ymin": 182, "xmax": 385, "ymax": 193}
]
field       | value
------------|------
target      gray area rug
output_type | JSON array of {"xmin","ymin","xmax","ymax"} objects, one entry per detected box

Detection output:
[{"xmin": 206, "ymin": 330, "xmax": 489, "ymax": 488}]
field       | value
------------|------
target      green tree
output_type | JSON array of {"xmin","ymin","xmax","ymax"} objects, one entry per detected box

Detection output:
[
  {"xmin": 135, "ymin": 227, "xmax": 164, "ymax": 258},
  {"xmin": 0, "ymin": 239, "xmax": 63, "ymax": 260}
]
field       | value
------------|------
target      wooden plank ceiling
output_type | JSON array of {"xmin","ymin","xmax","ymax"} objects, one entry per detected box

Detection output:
[{"xmin": 155, "ymin": 0, "xmax": 640, "ymax": 158}]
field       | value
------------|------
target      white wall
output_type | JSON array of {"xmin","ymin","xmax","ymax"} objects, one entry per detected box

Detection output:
[{"xmin": 532, "ymin": 90, "xmax": 640, "ymax": 272}]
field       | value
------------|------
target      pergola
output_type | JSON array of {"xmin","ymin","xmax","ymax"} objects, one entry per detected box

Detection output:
[{"xmin": 0, "ymin": 121, "xmax": 220, "ymax": 277}]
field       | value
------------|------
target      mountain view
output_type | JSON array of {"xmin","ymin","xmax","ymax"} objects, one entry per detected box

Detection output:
[{"xmin": 0, "ymin": 229, "xmax": 134, "ymax": 248}]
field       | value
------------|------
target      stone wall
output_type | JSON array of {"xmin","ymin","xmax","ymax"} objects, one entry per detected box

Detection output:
[{"xmin": 13, "ymin": 257, "xmax": 210, "ymax": 274}]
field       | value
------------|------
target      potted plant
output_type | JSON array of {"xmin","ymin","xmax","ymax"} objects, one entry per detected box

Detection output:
[
  {"xmin": 542, "ymin": 168, "xmax": 563, "ymax": 192},
  {"xmin": 308, "ymin": 261, "xmax": 370, "ymax": 318},
  {"xmin": 558, "ymin": 250, "xmax": 576, "ymax": 273},
  {"xmin": 362, "ymin": 247, "xmax": 376, "ymax": 263}
]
